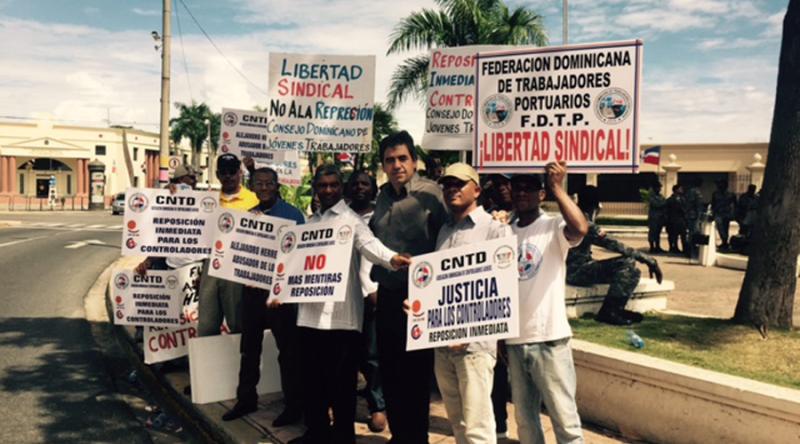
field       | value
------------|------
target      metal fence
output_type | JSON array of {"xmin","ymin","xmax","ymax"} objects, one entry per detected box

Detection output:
[{"xmin": 0, "ymin": 196, "xmax": 90, "ymax": 211}]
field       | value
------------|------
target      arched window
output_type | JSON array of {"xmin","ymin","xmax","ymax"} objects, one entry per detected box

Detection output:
[{"xmin": 17, "ymin": 158, "xmax": 73, "ymax": 171}]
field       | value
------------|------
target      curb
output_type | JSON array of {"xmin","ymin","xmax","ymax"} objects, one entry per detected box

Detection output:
[{"xmin": 97, "ymin": 258, "xmax": 242, "ymax": 444}]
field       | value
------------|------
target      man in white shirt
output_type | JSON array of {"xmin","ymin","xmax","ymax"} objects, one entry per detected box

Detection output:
[
  {"xmin": 433, "ymin": 163, "xmax": 512, "ymax": 444},
  {"xmin": 288, "ymin": 165, "xmax": 410, "ymax": 444},
  {"xmin": 506, "ymin": 162, "xmax": 588, "ymax": 444}
]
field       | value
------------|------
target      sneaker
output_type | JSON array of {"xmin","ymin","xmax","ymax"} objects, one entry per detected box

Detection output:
[
  {"xmin": 368, "ymin": 411, "xmax": 387, "ymax": 433},
  {"xmin": 621, "ymin": 309, "xmax": 644, "ymax": 323},
  {"xmin": 595, "ymin": 309, "xmax": 632, "ymax": 326},
  {"xmin": 222, "ymin": 402, "xmax": 257, "ymax": 421}
]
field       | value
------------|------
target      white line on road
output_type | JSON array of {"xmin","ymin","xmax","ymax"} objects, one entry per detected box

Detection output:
[
  {"xmin": 65, "ymin": 239, "xmax": 107, "ymax": 249},
  {"xmin": 85, "ymin": 224, "xmax": 106, "ymax": 229},
  {"xmin": 66, "ymin": 223, "xmax": 85, "ymax": 228},
  {"xmin": 107, "ymin": 225, "xmax": 123, "ymax": 230},
  {"xmin": 0, "ymin": 235, "xmax": 51, "ymax": 248}
]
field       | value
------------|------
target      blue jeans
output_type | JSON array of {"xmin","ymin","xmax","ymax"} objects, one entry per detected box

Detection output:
[{"xmin": 507, "ymin": 339, "xmax": 584, "ymax": 444}]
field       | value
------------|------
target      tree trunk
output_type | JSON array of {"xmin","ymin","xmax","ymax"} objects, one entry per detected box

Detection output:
[
  {"xmin": 734, "ymin": 0, "xmax": 800, "ymax": 330},
  {"xmin": 191, "ymin": 145, "xmax": 200, "ymax": 171}
]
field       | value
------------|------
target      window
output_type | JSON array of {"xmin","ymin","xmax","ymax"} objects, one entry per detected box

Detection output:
[
  {"xmin": 19, "ymin": 174, "xmax": 24, "ymax": 194},
  {"xmin": 67, "ymin": 175, "xmax": 72, "ymax": 195},
  {"xmin": 133, "ymin": 147, "xmax": 138, "ymax": 161},
  {"xmin": 133, "ymin": 176, "xmax": 139, "ymax": 187},
  {"xmin": 95, "ymin": 145, "xmax": 106, "ymax": 156}
]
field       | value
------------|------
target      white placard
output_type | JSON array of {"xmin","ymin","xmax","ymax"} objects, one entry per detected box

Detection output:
[
  {"xmin": 109, "ymin": 269, "xmax": 184, "ymax": 327},
  {"xmin": 218, "ymin": 107, "xmax": 303, "ymax": 187},
  {"xmin": 474, "ymin": 40, "xmax": 643, "ymax": 173},
  {"xmin": 268, "ymin": 53, "xmax": 375, "ymax": 152},
  {"xmin": 207, "ymin": 209, "xmax": 296, "ymax": 289},
  {"xmin": 121, "ymin": 188, "xmax": 219, "ymax": 258},
  {"xmin": 270, "ymin": 219, "xmax": 354, "ymax": 303},
  {"xmin": 189, "ymin": 332, "xmax": 282, "ymax": 404},
  {"xmin": 423, "ymin": 45, "xmax": 508, "ymax": 151},
  {"xmin": 406, "ymin": 236, "xmax": 519, "ymax": 351}
]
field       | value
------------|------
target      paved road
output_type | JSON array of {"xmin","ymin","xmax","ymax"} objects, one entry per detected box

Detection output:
[{"xmin": 0, "ymin": 211, "xmax": 151, "ymax": 442}]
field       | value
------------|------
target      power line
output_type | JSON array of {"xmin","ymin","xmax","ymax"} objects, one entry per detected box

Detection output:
[
  {"xmin": 174, "ymin": 0, "xmax": 194, "ymax": 101},
  {"xmin": 177, "ymin": 0, "xmax": 269, "ymax": 97}
]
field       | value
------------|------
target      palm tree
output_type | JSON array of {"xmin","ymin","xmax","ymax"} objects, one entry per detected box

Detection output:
[
  {"xmin": 170, "ymin": 101, "xmax": 217, "ymax": 170},
  {"xmin": 386, "ymin": 0, "xmax": 548, "ymax": 109}
]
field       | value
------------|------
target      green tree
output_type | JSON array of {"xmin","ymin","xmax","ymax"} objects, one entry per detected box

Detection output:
[
  {"xmin": 356, "ymin": 103, "xmax": 399, "ymax": 171},
  {"xmin": 386, "ymin": 0, "xmax": 548, "ymax": 108},
  {"xmin": 170, "ymin": 101, "xmax": 218, "ymax": 170},
  {"xmin": 734, "ymin": 1, "xmax": 798, "ymax": 333}
]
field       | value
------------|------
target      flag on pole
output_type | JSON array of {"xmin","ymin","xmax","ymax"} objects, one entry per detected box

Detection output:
[{"xmin": 643, "ymin": 146, "xmax": 661, "ymax": 166}]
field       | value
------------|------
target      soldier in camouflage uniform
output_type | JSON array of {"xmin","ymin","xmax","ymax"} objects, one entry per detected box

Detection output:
[
  {"xmin": 666, "ymin": 184, "xmax": 689, "ymax": 255},
  {"xmin": 647, "ymin": 182, "xmax": 667, "ymax": 253},
  {"xmin": 684, "ymin": 178, "xmax": 706, "ymax": 257},
  {"xmin": 711, "ymin": 179, "xmax": 737, "ymax": 250},
  {"xmin": 568, "ymin": 187, "xmax": 664, "ymax": 325}
]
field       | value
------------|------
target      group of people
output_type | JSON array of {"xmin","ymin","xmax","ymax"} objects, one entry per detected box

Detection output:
[
  {"xmin": 136, "ymin": 129, "xmax": 675, "ymax": 444},
  {"xmin": 647, "ymin": 178, "xmax": 760, "ymax": 256}
]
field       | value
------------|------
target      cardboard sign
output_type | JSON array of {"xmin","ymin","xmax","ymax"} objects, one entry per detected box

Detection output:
[
  {"xmin": 270, "ymin": 219, "xmax": 354, "ymax": 303},
  {"xmin": 143, "ymin": 262, "xmax": 203, "ymax": 364},
  {"xmin": 474, "ymin": 40, "xmax": 643, "ymax": 173},
  {"xmin": 406, "ymin": 236, "xmax": 520, "ymax": 351},
  {"xmin": 218, "ymin": 107, "xmax": 303, "ymax": 187},
  {"xmin": 110, "ymin": 269, "xmax": 184, "ymax": 327},
  {"xmin": 121, "ymin": 188, "xmax": 219, "ymax": 259},
  {"xmin": 422, "ymin": 45, "xmax": 507, "ymax": 151},
  {"xmin": 189, "ymin": 332, "xmax": 282, "ymax": 404},
  {"xmin": 207, "ymin": 209, "xmax": 296, "ymax": 289},
  {"xmin": 267, "ymin": 52, "xmax": 375, "ymax": 152}
]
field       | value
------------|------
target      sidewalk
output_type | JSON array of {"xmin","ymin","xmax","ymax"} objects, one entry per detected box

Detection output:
[{"xmin": 110, "ymin": 257, "xmax": 627, "ymax": 444}]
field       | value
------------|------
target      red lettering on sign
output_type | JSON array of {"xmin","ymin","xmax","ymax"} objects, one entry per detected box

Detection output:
[{"xmin": 304, "ymin": 254, "xmax": 327, "ymax": 270}]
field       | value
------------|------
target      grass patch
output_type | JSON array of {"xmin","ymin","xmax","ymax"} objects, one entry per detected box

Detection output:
[{"xmin": 570, "ymin": 313, "xmax": 800, "ymax": 390}]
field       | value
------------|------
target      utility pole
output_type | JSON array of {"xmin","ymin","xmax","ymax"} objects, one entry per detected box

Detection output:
[
  {"xmin": 562, "ymin": 0, "xmax": 569, "ymax": 45},
  {"xmin": 158, "ymin": 0, "xmax": 172, "ymax": 186}
]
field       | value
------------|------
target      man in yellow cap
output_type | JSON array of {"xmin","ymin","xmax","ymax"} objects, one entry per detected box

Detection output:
[{"xmin": 433, "ymin": 162, "xmax": 512, "ymax": 444}]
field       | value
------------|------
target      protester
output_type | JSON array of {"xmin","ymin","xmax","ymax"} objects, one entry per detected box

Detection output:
[
  {"xmin": 197, "ymin": 154, "xmax": 259, "ymax": 336},
  {"xmin": 433, "ymin": 163, "xmax": 512, "ymax": 444},
  {"xmin": 647, "ymin": 182, "xmax": 667, "ymax": 253},
  {"xmin": 506, "ymin": 162, "xmax": 588, "ymax": 444},
  {"xmin": 424, "ymin": 156, "xmax": 444, "ymax": 181},
  {"xmin": 666, "ymin": 184, "xmax": 689, "ymax": 255},
  {"xmin": 346, "ymin": 170, "xmax": 387, "ymax": 433},
  {"xmin": 567, "ymin": 186, "xmax": 663, "ymax": 325},
  {"xmin": 369, "ymin": 130, "xmax": 448, "ymax": 444},
  {"xmin": 711, "ymin": 179, "xmax": 736, "ymax": 250},
  {"xmin": 736, "ymin": 184, "xmax": 759, "ymax": 239},
  {"xmin": 289, "ymin": 165, "xmax": 411, "ymax": 444},
  {"xmin": 684, "ymin": 177, "xmax": 705, "ymax": 257},
  {"xmin": 223, "ymin": 167, "xmax": 306, "ymax": 423}
]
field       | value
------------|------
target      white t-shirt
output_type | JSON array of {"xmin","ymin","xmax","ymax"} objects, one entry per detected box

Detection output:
[{"xmin": 508, "ymin": 213, "xmax": 582, "ymax": 345}]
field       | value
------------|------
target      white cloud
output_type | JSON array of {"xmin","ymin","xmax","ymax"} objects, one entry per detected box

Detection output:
[
  {"xmin": 132, "ymin": 8, "xmax": 160, "ymax": 17},
  {"xmin": 761, "ymin": 10, "xmax": 785, "ymax": 38}
]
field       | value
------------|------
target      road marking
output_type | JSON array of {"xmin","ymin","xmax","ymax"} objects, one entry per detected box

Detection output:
[
  {"xmin": 85, "ymin": 224, "xmax": 106, "ymax": 229},
  {"xmin": 65, "ymin": 239, "xmax": 107, "ymax": 249},
  {"xmin": 107, "ymin": 225, "xmax": 123, "ymax": 230},
  {"xmin": 0, "ymin": 235, "xmax": 50, "ymax": 248},
  {"xmin": 66, "ymin": 223, "xmax": 85, "ymax": 228}
]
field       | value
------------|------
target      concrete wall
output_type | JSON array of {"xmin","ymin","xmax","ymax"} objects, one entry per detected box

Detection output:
[{"xmin": 572, "ymin": 340, "xmax": 800, "ymax": 444}]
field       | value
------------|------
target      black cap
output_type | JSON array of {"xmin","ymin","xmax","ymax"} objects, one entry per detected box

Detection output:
[
  {"xmin": 510, "ymin": 174, "xmax": 543, "ymax": 190},
  {"xmin": 217, "ymin": 154, "xmax": 241, "ymax": 172}
]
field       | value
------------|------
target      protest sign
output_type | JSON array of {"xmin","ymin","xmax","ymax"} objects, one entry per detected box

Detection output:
[
  {"xmin": 474, "ymin": 40, "xmax": 643, "ymax": 173},
  {"xmin": 218, "ymin": 107, "xmax": 303, "ymax": 186},
  {"xmin": 268, "ymin": 53, "xmax": 375, "ymax": 153},
  {"xmin": 406, "ymin": 236, "xmax": 519, "ymax": 351},
  {"xmin": 207, "ymin": 209, "xmax": 296, "ymax": 289},
  {"xmin": 189, "ymin": 332, "xmax": 282, "ymax": 404},
  {"xmin": 143, "ymin": 262, "xmax": 203, "ymax": 364},
  {"xmin": 110, "ymin": 269, "xmax": 184, "ymax": 327},
  {"xmin": 270, "ymin": 219, "xmax": 354, "ymax": 303},
  {"xmin": 121, "ymin": 188, "xmax": 219, "ymax": 259},
  {"xmin": 423, "ymin": 45, "xmax": 507, "ymax": 151}
]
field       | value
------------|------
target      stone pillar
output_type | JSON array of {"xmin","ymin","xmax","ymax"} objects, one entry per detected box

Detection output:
[
  {"xmin": 747, "ymin": 153, "xmax": 766, "ymax": 190},
  {"xmin": 7, "ymin": 157, "xmax": 15, "ymax": 194},
  {"xmin": 0, "ymin": 157, "xmax": 7, "ymax": 194},
  {"xmin": 661, "ymin": 154, "xmax": 682, "ymax": 197},
  {"xmin": 76, "ymin": 159, "xmax": 83, "ymax": 195}
]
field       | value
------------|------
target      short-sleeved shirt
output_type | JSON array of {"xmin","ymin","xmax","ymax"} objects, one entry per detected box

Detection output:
[
  {"xmin": 508, "ymin": 213, "xmax": 582, "ymax": 345},
  {"xmin": 220, "ymin": 186, "xmax": 259, "ymax": 211},
  {"xmin": 435, "ymin": 206, "xmax": 512, "ymax": 355},
  {"xmin": 370, "ymin": 173, "xmax": 448, "ymax": 290},
  {"xmin": 252, "ymin": 198, "xmax": 306, "ymax": 226}
]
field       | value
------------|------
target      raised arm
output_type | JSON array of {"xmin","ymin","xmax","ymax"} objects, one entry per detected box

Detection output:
[{"xmin": 546, "ymin": 161, "xmax": 588, "ymax": 241}]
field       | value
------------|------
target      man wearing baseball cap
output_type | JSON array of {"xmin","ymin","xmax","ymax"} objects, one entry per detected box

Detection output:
[
  {"xmin": 196, "ymin": 154, "xmax": 259, "ymax": 337},
  {"xmin": 171, "ymin": 165, "xmax": 198, "ymax": 188},
  {"xmin": 432, "ymin": 162, "xmax": 512, "ymax": 444}
]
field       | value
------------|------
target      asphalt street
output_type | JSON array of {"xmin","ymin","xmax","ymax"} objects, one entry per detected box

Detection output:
[{"xmin": 0, "ymin": 211, "xmax": 152, "ymax": 442}]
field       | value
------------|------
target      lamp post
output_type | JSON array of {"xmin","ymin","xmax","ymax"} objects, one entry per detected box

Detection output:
[
  {"xmin": 205, "ymin": 118, "xmax": 215, "ymax": 187},
  {"xmin": 157, "ymin": 0, "xmax": 172, "ymax": 186},
  {"xmin": 562, "ymin": 0, "xmax": 569, "ymax": 45}
]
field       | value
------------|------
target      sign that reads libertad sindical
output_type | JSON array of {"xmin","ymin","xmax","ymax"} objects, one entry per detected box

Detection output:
[
  {"xmin": 406, "ymin": 236, "xmax": 520, "ymax": 351},
  {"xmin": 270, "ymin": 219, "xmax": 355, "ymax": 303},
  {"xmin": 110, "ymin": 269, "xmax": 184, "ymax": 327},
  {"xmin": 475, "ymin": 40, "xmax": 643, "ymax": 173},
  {"xmin": 268, "ymin": 53, "xmax": 375, "ymax": 153},
  {"xmin": 207, "ymin": 210, "xmax": 297, "ymax": 289},
  {"xmin": 121, "ymin": 188, "xmax": 219, "ymax": 259}
]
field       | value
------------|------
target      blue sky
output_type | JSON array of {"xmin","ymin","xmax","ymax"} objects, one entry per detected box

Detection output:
[{"xmin": 0, "ymin": 0, "xmax": 787, "ymax": 144}]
